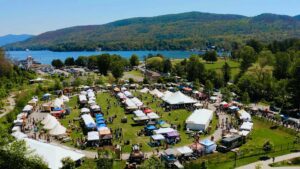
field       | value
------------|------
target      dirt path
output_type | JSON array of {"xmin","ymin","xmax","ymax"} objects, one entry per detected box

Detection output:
[{"xmin": 0, "ymin": 93, "xmax": 16, "ymax": 119}]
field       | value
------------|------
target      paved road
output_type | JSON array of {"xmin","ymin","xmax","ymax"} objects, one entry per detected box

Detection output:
[
  {"xmin": 0, "ymin": 94, "xmax": 16, "ymax": 119},
  {"xmin": 236, "ymin": 152, "xmax": 300, "ymax": 169}
]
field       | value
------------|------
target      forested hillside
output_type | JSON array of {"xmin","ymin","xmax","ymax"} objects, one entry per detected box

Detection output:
[{"xmin": 6, "ymin": 12, "xmax": 300, "ymax": 51}]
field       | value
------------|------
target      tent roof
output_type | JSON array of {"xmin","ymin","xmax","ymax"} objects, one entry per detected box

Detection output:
[
  {"xmin": 24, "ymin": 138, "xmax": 85, "ymax": 169},
  {"xmin": 240, "ymin": 122, "xmax": 253, "ymax": 131},
  {"xmin": 163, "ymin": 91, "xmax": 197, "ymax": 105},
  {"xmin": 151, "ymin": 134, "xmax": 165, "ymax": 140},
  {"xmin": 11, "ymin": 131, "xmax": 28, "ymax": 139},
  {"xmin": 131, "ymin": 97, "xmax": 143, "ymax": 107},
  {"xmin": 154, "ymin": 128, "xmax": 175, "ymax": 134},
  {"xmin": 133, "ymin": 110, "xmax": 146, "ymax": 117},
  {"xmin": 200, "ymin": 139, "xmax": 216, "ymax": 147},
  {"xmin": 147, "ymin": 112, "xmax": 160, "ymax": 119},
  {"xmin": 140, "ymin": 88, "xmax": 149, "ymax": 93},
  {"xmin": 81, "ymin": 114, "xmax": 96, "ymax": 128},
  {"xmin": 23, "ymin": 105, "xmax": 33, "ymax": 112},
  {"xmin": 150, "ymin": 89, "xmax": 164, "ymax": 98},
  {"xmin": 49, "ymin": 124, "xmax": 66, "ymax": 136},
  {"xmin": 87, "ymin": 131, "xmax": 99, "ymax": 141},
  {"xmin": 186, "ymin": 109, "xmax": 213, "ymax": 125},
  {"xmin": 43, "ymin": 116, "xmax": 59, "ymax": 130},
  {"xmin": 176, "ymin": 146, "xmax": 193, "ymax": 155}
]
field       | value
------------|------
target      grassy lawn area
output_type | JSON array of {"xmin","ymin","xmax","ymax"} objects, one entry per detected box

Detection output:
[
  {"xmin": 203, "ymin": 59, "xmax": 240, "ymax": 80},
  {"xmin": 78, "ymin": 158, "xmax": 126, "ymax": 169},
  {"xmin": 125, "ymin": 70, "xmax": 144, "ymax": 77},
  {"xmin": 269, "ymin": 157, "xmax": 300, "ymax": 167},
  {"xmin": 186, "ymin": 117, "xmax": 299, "ymax": 169}
]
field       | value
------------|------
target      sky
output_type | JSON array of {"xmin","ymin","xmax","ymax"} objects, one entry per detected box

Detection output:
[{"xmin": 0, "ymin": 0, "xmax": 300, "ymax": 36}]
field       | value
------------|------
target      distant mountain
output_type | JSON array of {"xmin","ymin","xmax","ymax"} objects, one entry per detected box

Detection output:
[
  {"xmin": 0, "ymin": 34, "xmax": 34, "ymax": 47},
  {"xmin": 5, "ymin": 12, "xmax": 300, "ymax": 51}
]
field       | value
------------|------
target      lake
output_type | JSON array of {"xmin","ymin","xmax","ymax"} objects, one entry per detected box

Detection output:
[{"xmin": 6, "ymin": 50, "xmax": 202, "ymax": 64}]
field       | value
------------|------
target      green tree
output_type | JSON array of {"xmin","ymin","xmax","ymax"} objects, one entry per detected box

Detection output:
[
  {"xmin": 221, "ymin": 87, "xmax": 232, "ymax": 102},
  {"xmin": 129, "ymin": 54, "xmax": 139, "ymax": 67},
  {"xmin": 54, "ymin": 79, "xmax": 63, "ymax": 90},
  {"xmin": 273, "ymin": 52, "xmax": 291, "ymax": 79},
  {"xmin": 87, "ymin": 56, "xmax": 98, "ymax": 69},
  {"xmin": 143, "ymin": 77, "xmax": 149, "ymax": 84},
  {"xmin": 97, "ymin": 54, "xmax": 111, "ymax": 75},
  {"xmin": 96, "ymin": 150, "xmax": 114, "ymax": 169},
  {"xmin": 246, "ymin": 39, "xmax": 264, "ymax": 53},
  {"xmin": 60, "ymin": 157, "xmax": 75, "ymax": 169},
  {"xmin": 75, "ymin": 56, "xmax": 88, "ymax": 67},
  {"xmin": 111, "ymin": 60, "xmax": 124, "ymax": 80},
  {"xmin": 51, "ymin": 59, "xmax": 64, "ymax": 69},
  {"xmin": 187, "ymin": 55, "xmax": 205, "ymax": 82},
  {"xmin": 288, "ymin": 58, "xmax": 300, "ymax": 110},
  {"xmin": 204, "ymin": 80, "xmax": 213, "ymax": 96},
  {"xmin": 222, "ymin": 62, "xmax": 231, "ymax": 83},
  {"xmin": 64, "ymin": 57, "xmax": 75, "ymax": 66},
  {"xmin": 239, "ymin": 46, "xmax": 256, "ymax": 73},
  {"xmin": 163, "ymin": 59, "xmax": 172, "ymax": 73},
  {"xmin": 203, "ymin": 51, "xmax": 218, "ymax": 63},
  {"xmin": 241, "ymin": 92, "xmax": 250, "ymax": 105},
  {"xmin": 138, "ymin": 156, "xmax": 164, "ymax": 169}
]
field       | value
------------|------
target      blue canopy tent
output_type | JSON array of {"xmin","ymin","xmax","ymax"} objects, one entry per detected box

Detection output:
[
  {"xmin": 95, "ymin": 114, "xmax": 103, "ymax": 118},
  {"xmin": 97, "ymin": 123, "xmax": 107, "ymax": 129},
  {"xmin": 96, "ymin": 120, "xmax": 105, "ymax": 124}
]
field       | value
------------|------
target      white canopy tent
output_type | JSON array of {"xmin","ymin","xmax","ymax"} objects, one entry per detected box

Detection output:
[
  {"xmin": 79, "ymin": 95, "xmax": 87, "ymax": 103},
  {"xmin": 240, "ymin": 122, "xmax": 253, "ymax": 131},
  {"xmin": 186, "ymin": 109, "xmax": 213, "ymax": 131},
  {"xmin": 124, "ymin": 98, "xmax": 138, "ymax": 110},
  {"xmin": 176, "ymin": 146, "xmax": 193, "ymax": 155},
  {"xmin": 151, "ymin": 134, "xmax": 165, "ymax": 141},
  {"xmin": 163, "ymin": 91, "xmax": 197, "ymax": 105},
  {"xmin": 124, "ymin": 91, "xmax": 133, "ymax": 98},
  {"xmin": 49, "ymin": 124, "xmax": 66, "ymax": 136},
  {"xmin": 147, "ymin": 112, "xmax": 160, "ymax": 120},
  {"xmin": 81, "ymin": 114, "xmax": 96, "ymax": 128},
  {"xmin": 117, "ymin": 92, "xmax": 127, "ymax": 99},
  {"xmin": 43, "ymin": 117, "xmax": 59, "ymax": 130},
  {"xmin": 238, "ymin": 110, "xmax": 252, "ymax": 122},
  {"xmin": 154, "ymin": 128, "xmax": 175, "ymax": 135},
  {"xmin": 131, "ymin": 97, "xmax": 143, "ymax": 107},
  {"xmin": 24, "ymin": 138, "xmax": 85, "ymax": 169},
  {"xmin": 81, "ymin": 108, "xmax": 90, "ymax": 114},
  {"xmin": 22, "ymin": 105, "xmax": 33, "ymax": 112},
  {"xmin": 150, "ymin": 89, "xmax": 164, "ymax": 98},
  {"xmin": 11, "ymin": 131, "xmax": 28, "ymax": 139},
  {"xmin": 162, "ymin": 91, "xmax": 173, "ymax": 100},
  {"xmin": 140, "ymin": 88, "xmax": 149, "ymax": 93},
  {"xmin": 53, "ymin": 98, "xmax": 64, "ymax": 108},
  {"xmin": 87, "ymin": 131, "xmax": 100, "ymax": 141},
  {"xmin": 133, "ymin": 110, "xmax": 146, "ymax": 117},
  {"xmin": 60, "ymin": 95, "xmax": 69, "ymax": 103}
]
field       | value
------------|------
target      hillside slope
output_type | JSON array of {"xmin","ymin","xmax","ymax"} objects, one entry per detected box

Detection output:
[
  {"xmin": 5, "ymin": 12, "xmax": 300, "ymax": 51},
  {"xmin": 0, "ymin": 34, "xmax": 33, "ymax": 46}
]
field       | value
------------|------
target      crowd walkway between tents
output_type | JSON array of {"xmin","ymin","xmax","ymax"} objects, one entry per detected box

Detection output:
[
  {"xmin": 0, "ymin": 93, "xmax": 16, "ymax": 119},
  {"xmin": 236, "ymin": 152, "xmax": 300, "ymax": 169}
]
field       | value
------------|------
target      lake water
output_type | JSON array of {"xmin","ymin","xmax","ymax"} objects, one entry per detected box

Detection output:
[{"xmin": 6, "ymin": 50, "xmax": 201, "ymax": 64}]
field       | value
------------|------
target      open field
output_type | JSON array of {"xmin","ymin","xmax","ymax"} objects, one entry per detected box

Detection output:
[{"xmin": 186, "ymin": 117, "xmax": 299, "ymax": 169}]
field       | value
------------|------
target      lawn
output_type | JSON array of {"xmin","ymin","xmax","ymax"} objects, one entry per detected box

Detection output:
[
  {"xmin": 78, "ymin": 158, "xmax": 126, "ymax": 169},
  {"xmin": 203, "ymin": 59, "xmax": 240, "ymax": 80},
  {"xmin": 186, "ymin": 117, "xmax": 299, "ymax": 169},
  {"xmin": 125, "ymin": 70, "xmax": 144, "ymax": 77}
]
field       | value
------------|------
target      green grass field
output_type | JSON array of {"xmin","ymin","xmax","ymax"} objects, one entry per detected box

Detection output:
[
  {"xmin": 60, "ymin": 91, "xmax": 217, "ymax": 153},
  {"xmin": 187, "ymin": 117, "xmax": 299, "ymax": 169}
]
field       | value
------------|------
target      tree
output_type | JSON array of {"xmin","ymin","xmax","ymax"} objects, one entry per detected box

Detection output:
[
  {"xmin": 64, "ymin": 57, "xmax": 75, "ymax": 66},
  {"xmin": 60, "ymin": 157, "xmax": 75, "ymax": 169},
  {"xmin": 221, "ymin": 87, "xmax": 232, "ymax": 102},
  {"xmin": 87, "ymin": 56, "xmax": 98, "ymax": 69},
  {"xmin": 146, "ymin": 56, "xmax": 164, "ymax": 72},
  {"xmin": 246, "ymin": 39, "xmax": 264, "ymax": 53},
  {"xmin": 263, "ymin": 141, "xmax": 273, "ymax": 153},
  {"xmin": 288, "ymin": 58, "xmax": 300, "ymax": 110},
  {"xmin": 53, "ymin": 79, "xmax": 63, "ymax": 90},
  {"xmin": 203, "ymin": 51, "xmax": 218, "ymax": 63},
  {"xmin": 111, "ymin": 60, "xmax": 124, "ymax": 80},
  {"xmin": 129, "ymin": 54, "xmax": 139, "ymax": 67},
  {"xmin": 75, "ymin": 56, "xmax": 88, "ymax": 67},
  {"xmin": 97, "ymin": 54, "xmax": 111, "ymax": 75},
  {"xmin": 204, "ymin": 80, "xmax": 213, "ymax": 96},
  {"xmin": 163, "ymin": 59, "xmax": 172, "ymax": 73},
  {"xmin": 187, "ymin": 55, "xmax": 205, "ymax": 82},
  {"xmin": 0, "ymin": 48, "xmax": 12, "ymax": 77},
  {"xmin": 138, "ymin": 156, "xmax": 164, "ymax": 169},
  {"xmin": 193, "ymin": 79, "xmax": 200, "ymax": 90},
  {"xmin": 51, "ymin": 59, "xmax": 64, "ymax": 69},
  {"xmin": 143, "ymin": 77, "xmax": 149, "ymax": 84},
  {"xmin": 239, "ymin": 46, "xmax": 256, "ymax": 73},
  {"xmin": 241, "ymin": 92, "xmax": 250, "ymax": 105},
  {"xmin": 273, "ymin": 52, "xmax": 291, "ymax": 79},
  {"xmin": 96, "ymin": 150, "xmax": 114, "ymax": 169},
  {"xmin": 222, "ymin": 62, "xmax": 231, "ymax": 83}
]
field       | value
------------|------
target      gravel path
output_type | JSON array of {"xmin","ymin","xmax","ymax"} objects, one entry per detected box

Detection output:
[{"xmin": 0, "ymin": 94, "xmax": 16, "ymax": 119}]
